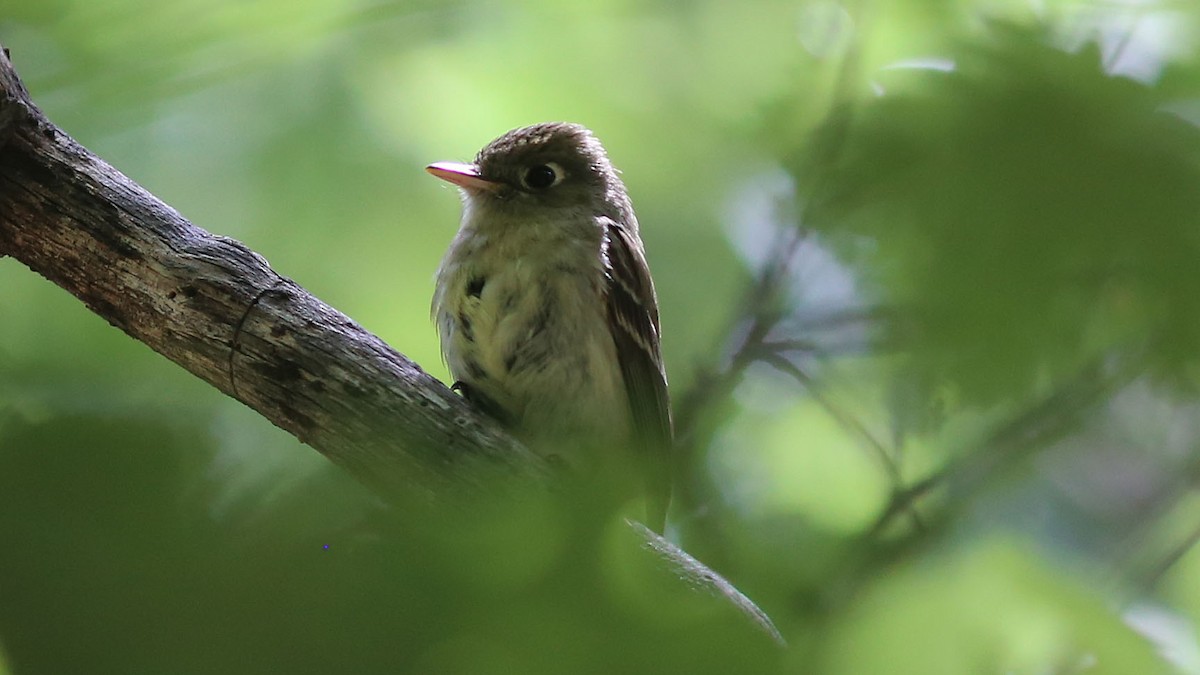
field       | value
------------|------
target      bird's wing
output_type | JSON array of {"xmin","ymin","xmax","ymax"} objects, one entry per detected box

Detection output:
[{"xmin": 602, "ymin": 217, "xmax": 672, "ymax": 532}]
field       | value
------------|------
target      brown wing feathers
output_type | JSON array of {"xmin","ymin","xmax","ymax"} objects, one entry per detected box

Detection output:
[{"xmin": 602, "ymin": 218, "xmax": 672, "ymax": 531}]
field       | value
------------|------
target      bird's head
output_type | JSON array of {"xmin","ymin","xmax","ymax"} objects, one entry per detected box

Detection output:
[{"xmin": 427, "ymin": 122, "xmax": 632, "ymax": 224}]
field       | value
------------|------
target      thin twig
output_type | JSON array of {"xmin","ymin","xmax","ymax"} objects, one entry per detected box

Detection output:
[
  {"xmin": 867, "ymin": 354, "xmax": 1137, "ymax": 538},
  {"xmin": 757, "ymin": 350, "xmax": 901, "ymax": 485}
]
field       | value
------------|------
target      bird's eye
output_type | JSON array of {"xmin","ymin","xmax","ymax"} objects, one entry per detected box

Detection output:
[{"xmin": 521, "ymin": 162, "xmax": 564, "ymax": 190}]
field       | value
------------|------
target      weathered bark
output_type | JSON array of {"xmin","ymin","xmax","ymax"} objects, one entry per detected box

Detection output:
[{"xmin": 0, "ymin": 46, "xmax": 536, "ymax": 499}]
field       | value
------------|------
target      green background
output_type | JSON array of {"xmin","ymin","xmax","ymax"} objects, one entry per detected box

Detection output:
[{"xmin": 3, "ymin": 1, "xmax": 1200, "ymax": 673}]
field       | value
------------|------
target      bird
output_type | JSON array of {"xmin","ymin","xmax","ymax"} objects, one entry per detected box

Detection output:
[{"xmin": 427, "ymin": 122, "xmax": 671, "ymax": 532}]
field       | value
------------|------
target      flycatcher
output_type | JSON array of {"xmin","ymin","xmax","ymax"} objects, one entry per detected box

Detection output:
[{"xmin": 427, "ymin": 122, "xmax": 671, "ymax": 532}]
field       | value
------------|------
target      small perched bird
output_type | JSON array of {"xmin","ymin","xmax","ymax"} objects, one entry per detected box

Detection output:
[{"xmin": 427, "ymin": 122, "xmax": 671, "ymax": 531}]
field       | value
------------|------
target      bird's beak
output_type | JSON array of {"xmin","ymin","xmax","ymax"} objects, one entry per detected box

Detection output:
[{"xmin": 426, "ymin": 162, "xmax": 504, "ymax": 194}]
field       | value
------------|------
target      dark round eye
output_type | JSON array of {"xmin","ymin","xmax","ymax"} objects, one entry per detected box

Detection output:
[{"xmin": 521, "ymin": 162, "xmax": 563, "ymax": 190}]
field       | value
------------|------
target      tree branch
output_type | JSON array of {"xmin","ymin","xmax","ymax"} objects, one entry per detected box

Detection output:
[{"xmin": 0, "ymin": 45, "xmax": 537, "ymax": 499}]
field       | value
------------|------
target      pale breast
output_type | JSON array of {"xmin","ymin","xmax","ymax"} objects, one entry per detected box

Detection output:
[{"xmin": 436, "ymin": 251, "xmax": 632, "ymax": 457}]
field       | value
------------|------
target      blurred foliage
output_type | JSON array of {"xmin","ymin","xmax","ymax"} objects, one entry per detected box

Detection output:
[{"xmin": 5, "ymin": 0, "xmax": 1200, "ymax": 673}]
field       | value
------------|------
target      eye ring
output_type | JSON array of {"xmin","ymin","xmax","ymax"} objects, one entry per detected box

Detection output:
[{"xmin": 520, "ymin": 162, "xmax": 565, "ymax": 190}]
